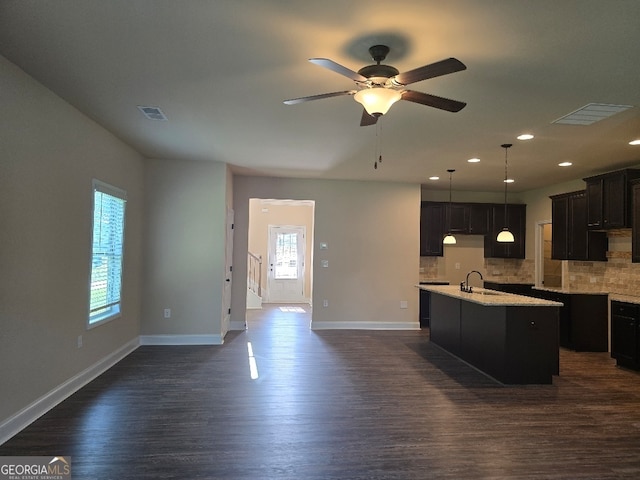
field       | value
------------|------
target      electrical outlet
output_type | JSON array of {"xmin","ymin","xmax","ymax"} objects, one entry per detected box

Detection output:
[
  {"xmin": 77, "ymin": 335, "xmax": 83, "ymax": 348},
  {"xmin": 323, "ymin": 299, "xmax": 329, "ymax": 307},
  {"xmin": 321, "ymin": 260, "xmax": 329, "ymax": 268},
  {"xmin": 455, "ymin": 262, "xmax": 461, "ymax": 270},
  {"xmin": 164, "ymin": 308, "xmax": 171, "ymax": 318},
  {"xmin": 400, "ymin": 300, "xmax": 408, "ymax": 309}
]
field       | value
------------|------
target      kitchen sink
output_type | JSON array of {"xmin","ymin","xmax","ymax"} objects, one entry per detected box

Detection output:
[{"xmin": 474, "ymin": 290, "xmax": 504, "ymax": 296}]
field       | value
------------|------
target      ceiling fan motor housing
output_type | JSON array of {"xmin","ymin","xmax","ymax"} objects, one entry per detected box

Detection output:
[{"xmin": 357, "ymin": 64, "xmax": 400, "ymax": 84}]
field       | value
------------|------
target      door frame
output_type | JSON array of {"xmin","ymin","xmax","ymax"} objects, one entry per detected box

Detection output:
[{"xmin": 266, "ymin": 224, "xmax": 307, "ymax": 303}]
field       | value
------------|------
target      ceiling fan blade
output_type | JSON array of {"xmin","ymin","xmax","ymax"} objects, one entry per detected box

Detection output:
[
  {"xmin": 401, "ymin": 90, "xmax": 467, "ymax": 112},
  {"xmin": 283, "ymin": 90, "xmax": 356, "ymax": 105},
  {"xmin": 309, "ymin": 58, "xmax": 367, "ymax": 82},
  {"xmin": 360, "ymin": 109, "xmax": 378, "ymax": 127},
  {"xmin": 393, "ymin": 58, "xmax": 466, "ymax": 86}
]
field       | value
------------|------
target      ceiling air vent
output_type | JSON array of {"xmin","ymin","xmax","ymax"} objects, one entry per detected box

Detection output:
[
  {"xmin": 137, "ymin": 105, "xmax": 168, "ymax": 121},
  {"xmin": 552, "ymin": 103, "xmax": 632, "ymax": 125}
]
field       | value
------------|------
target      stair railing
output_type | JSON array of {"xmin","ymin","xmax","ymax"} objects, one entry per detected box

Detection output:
[{"xmin": 247, "ymin": 252, "xmax": 262, "ymax": 297}]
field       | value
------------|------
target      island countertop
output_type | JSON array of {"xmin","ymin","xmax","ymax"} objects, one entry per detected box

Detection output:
[{"xmin": 417, "ymin": 284, "xmax": 563, "ymax": 307}]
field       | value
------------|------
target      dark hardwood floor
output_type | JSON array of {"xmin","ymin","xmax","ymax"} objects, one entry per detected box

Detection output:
[{"xmin": 3, "ymin": 304, "xmax": 640, "ymax": 479}]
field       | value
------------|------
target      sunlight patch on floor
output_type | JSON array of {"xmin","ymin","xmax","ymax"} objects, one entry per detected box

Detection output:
[{"xmin": 279, "ymin": 306, "xmax": 305, "ymax": 313}]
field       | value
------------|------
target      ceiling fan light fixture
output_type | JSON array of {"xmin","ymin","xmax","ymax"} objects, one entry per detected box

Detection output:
[
  {"xmin": 354, "ymin": 87, "xmax": 402, "ymax": 116},
  {"xmin": 630, "ymin": 139, "xmax": 640, "ymax": 146}
]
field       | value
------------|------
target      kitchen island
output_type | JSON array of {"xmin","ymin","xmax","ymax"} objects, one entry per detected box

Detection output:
[{"xmin": 417, "ymin": 285, "xmax": 562, "ymax": 385}]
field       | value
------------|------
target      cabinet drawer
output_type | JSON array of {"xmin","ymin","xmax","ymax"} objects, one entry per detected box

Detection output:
[{"xmin": 611, "ymin": 301, "xmax": 639, "ymax": 317}]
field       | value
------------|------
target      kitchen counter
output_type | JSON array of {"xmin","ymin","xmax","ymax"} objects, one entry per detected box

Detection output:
[
  {"xmin": 533, "ymin": 286, "xmax": 607, "ymax": 295},
  {"xmin": 423, "ymin": 286, "xmax": 561, "ymax": 384},
  {"xmin": 610, "ymin": 293, "xmax": 640, "ymax": 305},
  {"xmin": 417, "ymin": 284, "xmax": 562, "ymax": 307}
]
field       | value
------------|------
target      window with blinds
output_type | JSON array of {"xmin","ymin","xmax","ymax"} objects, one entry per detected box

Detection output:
[{"xmin": 88, "ymin": 180, "xmax": 127, "ymax": 326}]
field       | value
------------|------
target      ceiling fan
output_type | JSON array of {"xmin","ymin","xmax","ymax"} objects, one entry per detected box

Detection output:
[{"xmin": 284, "ymin": 45, "xmax": 467, "ymax": 126}]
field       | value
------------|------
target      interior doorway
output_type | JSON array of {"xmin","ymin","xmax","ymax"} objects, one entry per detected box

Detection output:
[
  {"xmin": 247, "ymin": 199, "xmax": 315, "ymax": 308},
  {"xmin": 536, "ymin": 221, "xmax": 562, "ymax": 288}
]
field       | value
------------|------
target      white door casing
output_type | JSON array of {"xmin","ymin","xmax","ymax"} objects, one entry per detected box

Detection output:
[{"xmin": 222, "ymin": 208, "xmax": 234, "ymax": 337}]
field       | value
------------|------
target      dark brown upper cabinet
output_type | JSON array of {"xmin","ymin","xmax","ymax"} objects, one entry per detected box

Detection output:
[
  {"xmin": 445, "ymin": 203, "xmax": 489, "ymax": 235},
  {"xmin": 584, "ymin": 169, "xmax": 640, "ymax": 229},
  {"xmin": 550, "ymin": 190, "xmax": 607, "ymax": 261},
  {"xmin": 484, "ymin": 203, "xmax": 526, "ymax": 259},
  {"xmin": 420, "ymin": 202, "xmax": 445, "ymax": 256}
]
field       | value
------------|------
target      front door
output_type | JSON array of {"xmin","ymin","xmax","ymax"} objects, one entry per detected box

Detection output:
[{"xmin": 266, "ymin": 225, "xmax": 306, "ymax": 303}]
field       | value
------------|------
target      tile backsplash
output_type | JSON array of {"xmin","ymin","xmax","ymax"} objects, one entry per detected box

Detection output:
[{"xmin": 420, "ymin": 229, "xmax": 640, "ymax": 297}]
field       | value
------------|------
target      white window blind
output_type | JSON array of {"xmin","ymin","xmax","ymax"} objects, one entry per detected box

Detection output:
[{"xmin": 88, "ymin": 180, "xmax": 127, "ymax": 325}]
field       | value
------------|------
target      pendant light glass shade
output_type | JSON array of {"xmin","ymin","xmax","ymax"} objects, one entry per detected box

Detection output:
[
  {"xmin": 497, "ymin": 144, "xmax": 515, "ymax": 243},
  {"xmin": 354, "ymin": 87, "xmax": 402, "ymax": 116},
  {"xmin": 443, "ymin": 234, "xmax": 457, "ymax": 245},
  {"xmin": 497, "ymin": 228, "xmax": 515, "ymax": 243},
  {"xmin": 443, "ymin": 169, "xmax": 457, "ymax": 245}
]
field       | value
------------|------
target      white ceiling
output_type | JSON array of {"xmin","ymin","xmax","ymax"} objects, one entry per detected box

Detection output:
[{"xmin": 2, "ymin": 0, "xmax": 640, "ymax": 192}]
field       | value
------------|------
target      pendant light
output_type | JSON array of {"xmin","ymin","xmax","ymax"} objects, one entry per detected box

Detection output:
[
  {"xmin": 443, "ymin": 169, "xmax": 457, "ymax": 245},
  {"xmin": 497, "ymin": 143, "xmax": 515, "ymax": 243}
]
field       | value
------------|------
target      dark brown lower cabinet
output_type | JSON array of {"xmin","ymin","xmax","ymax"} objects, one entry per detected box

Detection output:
[
  {"xmin": 611, "ymin": 301, "xmax": 640, "ymax": 369},
  {"xmin": 529, "ymin": 290, "xmax": 608, "ymax": 352}
]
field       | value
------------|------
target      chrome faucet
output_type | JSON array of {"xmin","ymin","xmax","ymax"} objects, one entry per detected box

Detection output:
[{"xmin": 460, "ymin": 270, "xmax": 483, "ymax": 293}]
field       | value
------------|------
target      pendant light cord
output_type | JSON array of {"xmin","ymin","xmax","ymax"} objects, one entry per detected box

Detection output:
[{"xmin": 501, "ymin": 144, "xmax": 512, "ymax": 227}]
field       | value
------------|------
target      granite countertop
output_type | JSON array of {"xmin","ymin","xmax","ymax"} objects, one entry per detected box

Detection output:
[
  {"xmin": 610, "ymin": 294, "xmax": 640, "ymax": 305},
  {"xmin": 532, "ymin": 286, "xmax": 608, "ymax": 295},
  {"xmin": 416, "ymin": 285, "xmax": 563, "ymax": 307}
]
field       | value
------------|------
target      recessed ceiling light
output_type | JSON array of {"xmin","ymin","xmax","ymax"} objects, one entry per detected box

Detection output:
[
  {"xmin": 517, "ymin": 134, "xmax": 534, "ymax": 140},
  {"xmin": 559, "ymin": 161, "xmax": 573, "ymax": 167},
  {"xmin": 429, "ymin": 176, "xmax": 439, "ymax": 181},
  {"xmin": 630, "ymin": 139, "xmax": 640, "ymax": 146},
  {"xmin": 467, "ymin": 158, "xmax": 481, "ymax": 163},
  {"xmin": 504, "ymin": 179, "xmax": 515, "ymax": 183}
]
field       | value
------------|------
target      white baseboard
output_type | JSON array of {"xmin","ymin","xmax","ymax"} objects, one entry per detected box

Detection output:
[
  {"xmin": 139, "ymin": 334, "xmax": 223, "ymax": 345},
  {"xmin": 0, "ymin": 337, "xmax": 139, "ymax": 445},
  {"xmin": 229, "ymin": 320, "xmax": 246, "ymax": 331},
  {"xmin": 311, "ymin": 321, "xmax": 420, "ymax": 330}
]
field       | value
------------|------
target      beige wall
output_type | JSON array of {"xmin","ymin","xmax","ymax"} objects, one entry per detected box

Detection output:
[
  {"xmin": 248, "ymin": 200, "xmax": 314, "ymax": 302},
  {"xmin": 0, "ymin": 55, "xmax": 144, "ymax": 423},
  {"xmin": 142, "ymin": 158, "xmax": 229, "ymax": 337},
  {"xmin": 234, "ymin": 177, "xmax": 421, "ymax": 328}
]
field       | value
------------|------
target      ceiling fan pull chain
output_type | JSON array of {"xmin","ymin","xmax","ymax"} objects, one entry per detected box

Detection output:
[{"xmin": 378, "ymin": 121, "xmax": 383, "ymax": 164}]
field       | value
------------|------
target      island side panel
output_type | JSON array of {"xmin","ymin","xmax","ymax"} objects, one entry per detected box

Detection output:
[
  {"xmin": 504, "ymin": 306, "xmax": 560, "ymax": 384},
  {"xmin": 459, "ymin": 301, "xmax": 508, "ymax": 382},
  {"xmin": 430, "ymin": 292, "xmax": 462, "ymax": 356}
]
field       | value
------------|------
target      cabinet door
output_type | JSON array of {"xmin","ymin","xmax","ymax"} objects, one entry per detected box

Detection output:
[
  {"xmin": 551, "ymin": 195, "xmax": 568, "ymax": 260},
  {"xmin": 611, "ymin": 314, "xmax": 637, "ymax": 364},
  {"xmin": 586, "ymin": 179, "xmax": 602, "ymax": 228},
  {"xmin": 568, "ymin": 193, "xmax": 587, "ymax": 259},
  {"xmin": 420, "ymin": 202, "xmax": 445, "ymax": 256},
  {"xmin": 468, "ymin": 204, "xmax": 489, "ymax": 234},
  {"xmin": 602, "ymin": 174, "xmax": 626, "ymax": 228},
  {"xmin": 446, "ymin": 204, "xmax": 469, "ymax": 233}
]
